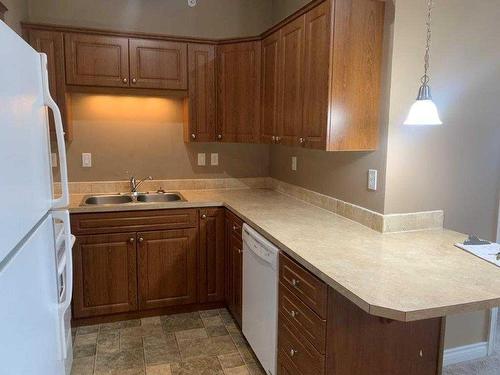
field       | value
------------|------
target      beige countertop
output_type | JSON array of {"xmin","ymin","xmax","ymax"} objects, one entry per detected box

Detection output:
[{"xmin": 69, "ymin": 188, "xmax": 500, "ymax": 322}]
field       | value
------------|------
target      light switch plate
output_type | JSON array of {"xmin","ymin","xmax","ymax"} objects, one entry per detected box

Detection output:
[
  {"xmin": 291, "ymin": 156, "xmax": 297, "ymax": 171},
  {"xmin": 211, "ymin": 153, "xmax": 219, "ymax": 166},
  {"xmin": 368, "ymin": 169, "xmax": 377, "ymax": 191},
  {"xmin": 82, "ymin": 153, "xmax": 92, "ymax": 168},
  {"xmin": 197, "ymin": 153, "xmax": 206, "ymax": 166}
]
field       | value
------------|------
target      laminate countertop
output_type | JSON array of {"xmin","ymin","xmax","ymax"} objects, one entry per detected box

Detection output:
[{"xmin": 69, "ymin": 188, "xmax": 500, "ymax": 322}]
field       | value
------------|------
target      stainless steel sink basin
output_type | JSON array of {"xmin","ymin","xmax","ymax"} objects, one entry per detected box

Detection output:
[
  {"xmin": 136, "ymin": 192, "xmax": 185, "ymax": 203},
  {"xmin": 84, "ymin": 194, "xmax": 134, "ymax": 205}
]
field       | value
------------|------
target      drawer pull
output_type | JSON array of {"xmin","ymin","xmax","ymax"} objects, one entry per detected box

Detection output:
[
  {"xmin": 291, "ymin": 278, "xmax": 300, "ymax": 287},
  {"xmin": 138, "ymin": 237, "xmax": 144, "ymax": 243},
  {"xmin": 201, "ymin": 214, "xmax": 207, "ymax": 219},
  {"xmin": 290, "ymin": 348, "xmax": 298, "ymax": 357},
  {"xmin": 128, "ymin": 237, "xmax": 135, "ymax": 243},
  {"xmin": 290, "ymin": 310, "xmax": 298, "ymax": 318}
]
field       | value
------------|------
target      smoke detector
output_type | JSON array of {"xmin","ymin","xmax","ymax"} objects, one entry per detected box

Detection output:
[{"xmin": 188, "ymin": 0, "xmax": 197, "ymax": 7}]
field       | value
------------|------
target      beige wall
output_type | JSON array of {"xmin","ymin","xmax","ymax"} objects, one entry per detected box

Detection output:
[
  {"xmin": 66, "ymin": 94, "xmax": 269, "ymax": 182},
  {"xmin": 2, "ymin": 0, "xmax": 28, "ymax": 35},
  {"xmin": 271, "ymin": 0, "xmax": 310, "ymax": 23},
  {"xmin": 27, "ymin": 0, "xmax": 273, "ymax": 39}
]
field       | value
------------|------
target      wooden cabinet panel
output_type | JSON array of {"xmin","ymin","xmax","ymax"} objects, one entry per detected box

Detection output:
[
  {"xmin": 326, "ymin": 289, "xmax": 444, "ymax": 375},
  {"xmin": 65, "ymin": 33, "xmax": 129, "ymax": 87},
  {"xmin": 277, "ymin": 15, "xmax": 305, "ymax": 146},
  {"xmin": 302, "ymin": 1, "xmax": 331, "ymax": 150},
  {"xmin": 225, "ymin": 211, "xmax": 243, "ymax": 326},
  {"xmin": 278, "ymin": 315, "xmax": 325, "ymax": 375},
  {"xmin": 137, "ymin": 229, "xmax": 198, "ymax": 310},
  {"xmin": 260, "ymin": 30, "xmax": 281, "ymax": 144},
  {"xmin": 327, "ymin": 0, "xmax": 385, "ymax": 151},
  {"xmin": 129, "ymin": 38, "xmax": 187, "ymax": 90},
  {"xmin": 279, "ymin": 282, "xmax": 326, "ymax": 353},
  {"xmin": 279, "ymin": 252, "xmax": 328, "ymax": 319},
  {"xmin": 199, "ymin": 208, "xmax": 225, "ymax": 303},
  {"xmin": 72, "ymin": 233, "xmax": 137, "ymax": 318},
  {"xmin": 217, "ymin": 41, "xmax": 261, "ymax": 143},
  {"xmin": 26, "ymin": 29, "xmax": 72, "ymax": 141},
  {"xmin": 186, "ymin": 43, "xmax": 216, "ymax": 142}
]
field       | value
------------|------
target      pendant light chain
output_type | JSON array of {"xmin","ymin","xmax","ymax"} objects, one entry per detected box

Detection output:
[{"xmin": 421, "ymin": 0, "xmax": 434, "ymax": 85}]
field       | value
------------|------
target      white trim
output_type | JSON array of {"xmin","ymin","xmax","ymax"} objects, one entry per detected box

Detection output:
[
  {"xmin": 488, "ymin": 307, "xmax": 498, "ymax": 355},
  {"xmin": 443, "ymin": 342, "xmax": 489, "ymax": 367}
]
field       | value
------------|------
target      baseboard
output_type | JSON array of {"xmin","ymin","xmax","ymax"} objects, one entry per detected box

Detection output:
[{"xmin": 443, "ymin": 341, "xmax": 489, "ymax": 366}]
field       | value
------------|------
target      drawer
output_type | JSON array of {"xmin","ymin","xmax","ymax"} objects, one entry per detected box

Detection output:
[
  {"xmin": 278, "ymin": 315, "xmax": 325, "ymax": 375},
  {"xmin": 279, "ymin": 253, "xmax": 328, "ymax": 319},
  {"xmin": 71, "ymin": 209, "xmax": 198, "ymax": 235},
  {"xmin": 279, "ymin": 282, "xmax": 326, "ymax": 353},
  {"xmin": 225, "ymin": 209, "xmax": 243, "ymax": 240}
]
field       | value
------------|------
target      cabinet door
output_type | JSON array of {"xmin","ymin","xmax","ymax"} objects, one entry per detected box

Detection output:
[
  {"xmin": 72, "ymin": 233, "xmax": 138, "ymax": 318},
  {"xmin": 217, "ymin": 41, "xmax": 261, "ymax": 143},
  {"xmin": 302, "ymin": 1, "xmax": 331, "ymax": 150},
  {"xmin": 26, "ymin": 29, "xmax": 72, "ymax": 141},
  {"xmin": 261, "ymin": 30, "xmax": 281, "ymax": 144},
  {"xmin": 230, "ymin": 234, "xmax": 243, "ymax": 326},
  {"xmin": 129, "ymin": 38, "xmax": 187, "ymax": 90},
  {"xmin": 187, "ymin": 43, "xmax": 216, "ymax": 142},
  {"xmin": 199, "ymin": 208, "xmax": 225, "ymax": 303},
  {"xmin": 278, "ymin": 15, "xmax": 305, "ymax": 146},
  {"xmin": 65, "ymin": 33, "xmax": 129, "ymax": 87},
  {"xmin": 137, "ymin": 229, "xmax": 197, "ymax": 310}
]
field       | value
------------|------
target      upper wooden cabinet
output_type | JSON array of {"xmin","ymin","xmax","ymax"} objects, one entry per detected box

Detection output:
[
  {"xmin": 65, "ymin": 33, "xmax": 130, "ymax": 88},
  {"xmin": 26, "ymin": 29, "xmax": 72, "ymax": 141},
  {"xmin": 260, "ymin": 31, "xmax": 281, "ymax": 144},
  {"xmin": 129, "ymin": 38, "xmax": 187, "ymax": 90},
  {"xmin": 217, "ymin": 41, "xmax": 261, "ymax": 143},
  {"xmin": 277, "ymin": 16, "xmax": 306, "ymax": 147},
  {"xmin": 185, "ymin": 43, "xmax": 217, "ymax": 142}
]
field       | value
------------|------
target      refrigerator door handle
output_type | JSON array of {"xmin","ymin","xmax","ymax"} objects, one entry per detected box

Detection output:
[
  {"xmin": 52, "ymin": 210, "xmax": 73, "ymax": 360},
  {"xmin": 40, "ymin": 53, "xmax": 69, "ymax": 209}
]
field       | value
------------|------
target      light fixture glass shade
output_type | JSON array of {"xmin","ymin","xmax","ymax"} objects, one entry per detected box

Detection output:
[{"xmin": 403, "ymin": 99, "xmax": 442, "ymax": 126}]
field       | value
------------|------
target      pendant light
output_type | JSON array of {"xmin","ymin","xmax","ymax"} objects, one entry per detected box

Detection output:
[{"xmin": 404, "ymin": 0, "xmax": 442, "ymax": 126}]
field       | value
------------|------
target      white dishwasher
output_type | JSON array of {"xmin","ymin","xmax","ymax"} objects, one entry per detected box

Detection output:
[{"xmin": 242, "ymin": 224, "xmax": 279, "ymax": 375}]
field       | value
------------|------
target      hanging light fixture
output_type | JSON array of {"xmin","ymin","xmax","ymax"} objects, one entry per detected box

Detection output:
[{"xmin": 404, "ymin": 0, "xmax": 442, "ymax": 126}]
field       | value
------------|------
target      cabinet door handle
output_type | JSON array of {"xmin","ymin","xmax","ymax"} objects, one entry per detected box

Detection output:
[
  {"xmin": 290, "ymin": 310, "xmax": 298, "ymax": 318},
  {"xmin": 138, "ymin": 237, "xmax": 144, "ymax": 243},
  {"xmin": 237, "ymin": 249, "xmax": 242, "ymax": 254},
  {"xmin": 191, "ymin": 133, "xmax": 196, "ymax": 139},
  {"xmin": 291, "ymin": 278, "xmax": 300, "ymax": 287},
  {"xmin": 290, "ymin": 348, "xmax": 298, "ymax": 357},
  {"xmin": 201, "ymin": 214, "xmax": 207, "ymax": 219},
  {"xmin": 129, "ymin": 237, "xmax": 135, "ymax": 243},
  {"xmin": 217, "ymin": 134, "xmax": 223, "ymax": 140},
  {"xmin": 275, "ymin": 136, "xmax": 281, "ymax": 143},
  {"xmin": 271, "ymin": 136, "xmax": 276, "ymax": 142},
  {"xmin": 132, "ymin": 78, "xmax": 137, "ymax": 84},
  {"xmin": 299, "ymin": 137, "xmax": 305, "ymax": 145},
  {"xmin": 122, "ymin": 77, "xmax": 128, "ymax": 84}
]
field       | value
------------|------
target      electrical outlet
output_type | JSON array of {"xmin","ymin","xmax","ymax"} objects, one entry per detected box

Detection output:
[
  {"xmin": 211, "ymin": 153, "xmax": 219, "ymax": 166},
  {"xmin": 82, "ymin": 153, "xmax": 92, "ymax": 168},
  {"xmin": 51, "ymin": 153, "xmax": 58, "ymax": 168},
  {"xmin": 368, "ymin": 169, "xmax": 377, "ymax": 191},
  {"xmin": 197, "ymin": 153, "xmax": 206, "ymax": 166},
  {"xmin": 291, "ymin": 156, "xmax": 297, "ymax": 171}
]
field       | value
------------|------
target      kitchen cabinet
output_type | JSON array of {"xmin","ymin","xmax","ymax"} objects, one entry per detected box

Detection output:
[
  {"xmin": 199, "ymin": 208, "xmax": 225, "ymax": 303},
  {"xmin": 72, "ymin": 233, "xmax": 138, "ymax": 319},
  {"xmin": 0, "ymin": 2, "xmax": 6, "ymax": 21},
  {"xmin": 186, "ymin": 43, "xmax": 217, "ymax": 142},
  {"xmin": 65, "ymin": 33, "xmax": 130, "ymax": 87},
  {"xmin": 25, "ymin": 29, "xmax": 72, "ymax": 141},
  {"xmin": 260, "ymin": 30, "xmax": 281, "ymax": 144},
  {"xmin": 137, "ymin": 229, "xmax": 198, "ymax": 310},
  {"xmin": 129, "ymin": 38, "xmax": 187, "ymax": 90},
  {"xmin": 277, "ymin": 15, "xmax": 305, "ymax": 147},
  {"xmin": 217, "ymin": 41, "xmax": 261, "ymax": 143},
  {"xmin": 225, "ymin": 210, "xmax": 244, "ymax": 326}
]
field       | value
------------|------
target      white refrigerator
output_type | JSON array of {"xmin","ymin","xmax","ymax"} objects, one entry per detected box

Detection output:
[{"xmin": 0, "ymin": 21, "xmax": 74, "ymax": 375}]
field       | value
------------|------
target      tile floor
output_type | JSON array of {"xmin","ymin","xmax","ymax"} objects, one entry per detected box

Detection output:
[{"xmin": 71, "ymin": 309, "xmax": 266, "ymax": 375}]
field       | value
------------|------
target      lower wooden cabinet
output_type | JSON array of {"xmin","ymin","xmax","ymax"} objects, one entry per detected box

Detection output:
[
  {"xmin": 72, "ymin": 233, "xmax": 138, "ymax": 319},
  {"xmin": 137, "ymin": 229, "xmax": 198, "ymax": 310},
  {"xmin": 225, "ymin": 211, "xmax": 244, "ymax": 326}
]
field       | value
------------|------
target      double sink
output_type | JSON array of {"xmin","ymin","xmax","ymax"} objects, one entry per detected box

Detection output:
[{"xmin": 82, "ymin": 192, "xmax": 185, "ymax": 206}]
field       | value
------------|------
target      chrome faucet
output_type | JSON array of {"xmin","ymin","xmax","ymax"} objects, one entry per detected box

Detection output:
[{"xmin": 130, "ymin": 176, "xmax": 153, "ymax": 193}]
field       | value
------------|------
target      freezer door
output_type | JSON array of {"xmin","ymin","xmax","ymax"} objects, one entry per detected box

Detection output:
[
  {"xmin": 0, "ymin": 214, "xmax": 65, "ymax": 375},
  {"xmin": 0, "ymin": 22, "xmax": 53, "ymax": 262}
]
